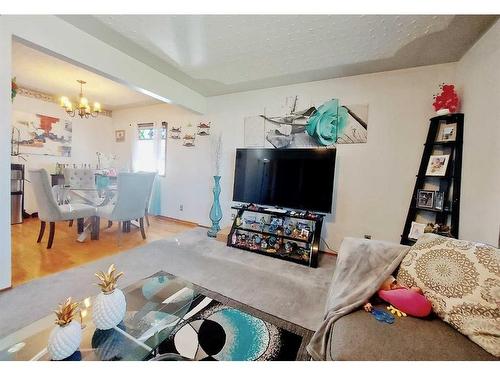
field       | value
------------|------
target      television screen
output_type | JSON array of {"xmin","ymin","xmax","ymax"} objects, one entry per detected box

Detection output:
[{"xmin": 232, "ymin": 148, "xmax": 336, "ymax": 213}]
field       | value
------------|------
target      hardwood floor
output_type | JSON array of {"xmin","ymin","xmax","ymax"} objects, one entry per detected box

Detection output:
[{"xmin": 11, "ymin": 216, "xmax": 198, "ymax": 287}]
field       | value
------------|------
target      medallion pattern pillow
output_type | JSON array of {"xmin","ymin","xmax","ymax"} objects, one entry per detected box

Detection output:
[{"xmin": 397, "ymin": 233, "xmax": 500, "ymax": 357}]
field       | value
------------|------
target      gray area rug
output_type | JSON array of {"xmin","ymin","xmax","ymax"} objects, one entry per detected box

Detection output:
[{"xmin": 0, "ymin": 227, "xmax": 335, "ymax": 337}]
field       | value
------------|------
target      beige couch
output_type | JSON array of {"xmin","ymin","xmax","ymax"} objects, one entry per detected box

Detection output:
[{"xmin": 329, "ymin": 305, "xmax": 497, "ymax": 360}]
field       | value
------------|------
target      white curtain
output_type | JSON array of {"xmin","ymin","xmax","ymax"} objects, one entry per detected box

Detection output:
[
  {"xmin": 131, "ymin": 121, "xmax": 167, "ymax": 215},
  {"xmin": 131, "ymin": 121, "xmax": 166, "ymax": 175}
]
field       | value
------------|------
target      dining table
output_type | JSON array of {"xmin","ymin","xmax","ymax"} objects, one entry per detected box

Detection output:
[{"xmin": 54, "ymin": 184, "xmax": 118, "ymax": 242}]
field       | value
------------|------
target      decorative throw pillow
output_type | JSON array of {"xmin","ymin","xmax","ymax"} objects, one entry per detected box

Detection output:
[{"xmin": 397, "ymin": 233, "xmax": 500, "ymax": 357}]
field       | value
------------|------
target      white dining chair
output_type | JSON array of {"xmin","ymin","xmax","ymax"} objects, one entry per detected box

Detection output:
[
  {"xmin": 29, "ymin": 169, "xmax": 96, "ymax": 249},
  {"xmin": 96, "ymin": 172, "xmax": 152, "ymax": 242},
  {"xmin": 137, "ymin": 171, "xmax": 158, "ymax": 227},
  {"xmin": 63, "ymin": 167, "xmax": 99, "ymax": 204}
]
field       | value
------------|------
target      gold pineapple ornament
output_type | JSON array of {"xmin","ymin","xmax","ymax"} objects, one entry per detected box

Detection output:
[
  {"xmin": 95, "ymin": 264, "xmax": 124, "ymax": 294},
  {"xmin": 54, "ymin": 297, "xmax": 80, "ymax": 326},
  {"xmin": 47, "ymin": 297, "xmax": 82, "ymax": 360},
  {"xmin": 93, "ymin": 264, "xmax": 127, "ymax": 330}
]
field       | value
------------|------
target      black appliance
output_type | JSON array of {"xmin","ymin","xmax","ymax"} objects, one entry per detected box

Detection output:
[{"xmin": 232, "ymin": 148, "xmax": 336, "ymax": 213}]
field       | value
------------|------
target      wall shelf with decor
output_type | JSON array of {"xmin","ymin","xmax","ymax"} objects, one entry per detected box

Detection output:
[
  {"xmin": 227, "ymin": 204, "xmax": 324, "ymax": 267},
  {"xmin": 401, "ymin": 113, "xmax": 464, "ymax": 246}
]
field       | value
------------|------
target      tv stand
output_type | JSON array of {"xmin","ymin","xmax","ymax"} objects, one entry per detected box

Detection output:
[{"xmin": 227, "ymin": 204, "xmax": 324, "ymax": 267}]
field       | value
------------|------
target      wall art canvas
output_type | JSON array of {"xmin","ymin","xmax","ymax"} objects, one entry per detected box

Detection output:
[
  {"xmin": 244, "ymin": 96, "xmax": 368, "ymax": 149},
  {"xmin": 12, "ymin": 110, "xmax": 72, "ymax": 157}
]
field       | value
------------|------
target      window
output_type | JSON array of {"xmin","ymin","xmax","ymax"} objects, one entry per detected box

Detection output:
[{"xmin": 133, "ymin": 122, "xmax": 167, "ymax": 176}]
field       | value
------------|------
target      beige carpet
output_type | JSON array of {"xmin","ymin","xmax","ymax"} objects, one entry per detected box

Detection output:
[{"xmin": 0, "ymin": 227, "xmax": 336, "ymax": 336}]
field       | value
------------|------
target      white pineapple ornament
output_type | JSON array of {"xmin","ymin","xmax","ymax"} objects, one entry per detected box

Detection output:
[
  {"xmin": 47, "ymin": 297, "xmax": 82, "ymax": 360},
  {"xmin": 93, "ymin": 264, "xmax": 126, "ymax": 330}
]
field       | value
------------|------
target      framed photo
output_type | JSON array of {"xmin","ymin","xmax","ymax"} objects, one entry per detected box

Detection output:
[
  {"xmin": 434, "ymin": 191, "xmax": 445, "ymax": 211},
  {"xmin": 426, "ymin": 154, "xmax": 450, "ymax": 176},
  {"xmin": 416, "ymin": 190, "xmax": 435, "ymax": 209},
  {"xmin": 436, "ymin": 122, "xmax": 457, "ymax": 142},
  {"xmin": 409, "ymin": 222, "xmax": 426, "ymax": 240},
  {"xmin": 115, "ymin": 130, "xmax": 126, "ymax": 142}
]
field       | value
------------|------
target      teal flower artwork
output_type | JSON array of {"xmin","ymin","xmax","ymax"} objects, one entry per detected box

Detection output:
[
  {"xmin": 306, "ymin": 99, "xmax": 348, "ymax": 146},
  {"xmin": 255, "ymin": 96, "xmax": 368, "ymax": 148}
]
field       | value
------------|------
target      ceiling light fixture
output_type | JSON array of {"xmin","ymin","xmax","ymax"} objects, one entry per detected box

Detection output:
[{"xmin": 60, "ymin": 80, "xmax": 102, "ymax": 118}]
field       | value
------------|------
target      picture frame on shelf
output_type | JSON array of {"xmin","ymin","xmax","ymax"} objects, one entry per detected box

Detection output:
[
  {"xmin": 425, "ymin": 154, "xmax": 450, "ymax": 176},
  {"xmin": 416, "ymin": 189, "xmax": 435, "ymax": 209},
  {"xmin": 434, "ymin": 191, "xmax": 445, "ymax": 211},
  {"xmin": 408, "ymin": 221, "xmax": 426, "ymax": 240},
  {"xmin": 436, "ymin": 122, "xmax": 457, "ymax": 142}
]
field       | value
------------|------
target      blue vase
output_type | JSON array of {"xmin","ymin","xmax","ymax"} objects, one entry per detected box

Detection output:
[{"xmin": 208, "ymin": 175, "xmax": 222, "ymax": 237}]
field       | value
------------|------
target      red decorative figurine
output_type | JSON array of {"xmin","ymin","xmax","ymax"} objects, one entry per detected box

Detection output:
[{"xmin": 432, "ymin": 83, "xmax": 460, "ymax": 114}]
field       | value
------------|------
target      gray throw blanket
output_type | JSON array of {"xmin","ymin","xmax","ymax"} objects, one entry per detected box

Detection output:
[{"xmin": 307, "ymin": 237, "xmax": 410, "ymax": 360}]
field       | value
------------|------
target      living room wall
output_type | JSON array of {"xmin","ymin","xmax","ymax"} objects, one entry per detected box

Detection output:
[
  {"xmin": 115, "ymin": 63, "xmax": 459, "ymax": 250},
  {"xmin": 207, "ymin": 63, "xmax": 458, "ymax": 250},
  {"xmin": 456, "ymin": 19, "xmax": 500, "ymax": 247},
  {"xmin": 112, "ymin": 103, "xmax": 206, "ymax": 222}
]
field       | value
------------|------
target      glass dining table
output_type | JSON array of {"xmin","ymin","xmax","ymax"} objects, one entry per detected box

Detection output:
[{"xmin": 53, "ymin": 184, "xmax": 118, "ymax": 242}]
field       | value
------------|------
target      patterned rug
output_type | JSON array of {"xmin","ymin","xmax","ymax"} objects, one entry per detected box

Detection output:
[{"xmin": 154, "ymin": 273, "xmax": 312, "ymax": 361}]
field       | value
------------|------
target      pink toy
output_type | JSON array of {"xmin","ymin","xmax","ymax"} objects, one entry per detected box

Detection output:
[{"xmin": 378, "ymin": 288, "xmax": 432, "ymax": 318}]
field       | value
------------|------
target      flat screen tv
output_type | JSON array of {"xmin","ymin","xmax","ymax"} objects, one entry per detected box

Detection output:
[{"xmin": 232, "ymin": 148, "xmax": 336, "ymax": 213}]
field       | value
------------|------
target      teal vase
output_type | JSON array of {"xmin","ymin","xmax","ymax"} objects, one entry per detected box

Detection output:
[{"xmin": 208, "ymin": 176, "xmax": 222, "ymax": 237}]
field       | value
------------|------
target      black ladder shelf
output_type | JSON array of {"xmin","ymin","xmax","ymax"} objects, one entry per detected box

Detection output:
[{"xmin": 401, "ymin": 113, "xmax": 464, "ymax": 245}]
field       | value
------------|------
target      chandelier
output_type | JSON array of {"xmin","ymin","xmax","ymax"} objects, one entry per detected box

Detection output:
[{"xmin": 60, "ymin": 80, "xmax": 102, "ymax": 118}]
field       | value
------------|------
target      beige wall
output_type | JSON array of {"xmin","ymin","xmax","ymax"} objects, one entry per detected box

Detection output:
[
  {"xmin": 112, "ymin": 103, "xmax": 207, "ymax": 223},
  {"xmin": 114, "ymin": 63, "xmax": 459, "ymax": 250},
  {"xmin": 457, "ymin": 20, "xmax": 500, "ymax": 247},
  {"xmin": 207, "ymin": 63, "xmax": 458, "ymax": 249}
]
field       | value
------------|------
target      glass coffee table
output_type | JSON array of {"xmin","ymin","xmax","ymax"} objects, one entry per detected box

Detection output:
[{"xmin": 0, "ymin": 273, "xmax": 200, "ymax": 361}]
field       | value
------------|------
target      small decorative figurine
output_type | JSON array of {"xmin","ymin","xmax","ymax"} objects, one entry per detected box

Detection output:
[
  {"xmin": 259, "ymin": 216, "xmax": 266, "ymax": 232},
  {"xmin": 261, "ymin": 239, "xmax": 268, "ymax": 249},
  {"xmin": 47, "ymin": 297, "xmax": 82, "ymax": 360},
  {"xmin": 244, "ymin": 215, "xmax": 257, "ymax": 225},
  {"xmin": 231, "ymin": 232, "xmax": 237, "ymax": 245},
  {"xmin": 235, "ymin": 216, "xmax": 243, "ymax": 227},
  {"xmin": 254, "ymin": 234, "xmax": 262, "ymax": 245},
  {"xmin": 424, "ymin": 223, "xmax": 434, "ymax": 233},
  {"xmin": 268, "ymin": 236, "xmax": 277, "ymax": 247},
  {"xmin": 93, "ymin": 264, "xmax": 126, "ymax": 330},
  {"xmin": 284, "ymin": 242, "xmax": 292, "ymax": 253}
]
